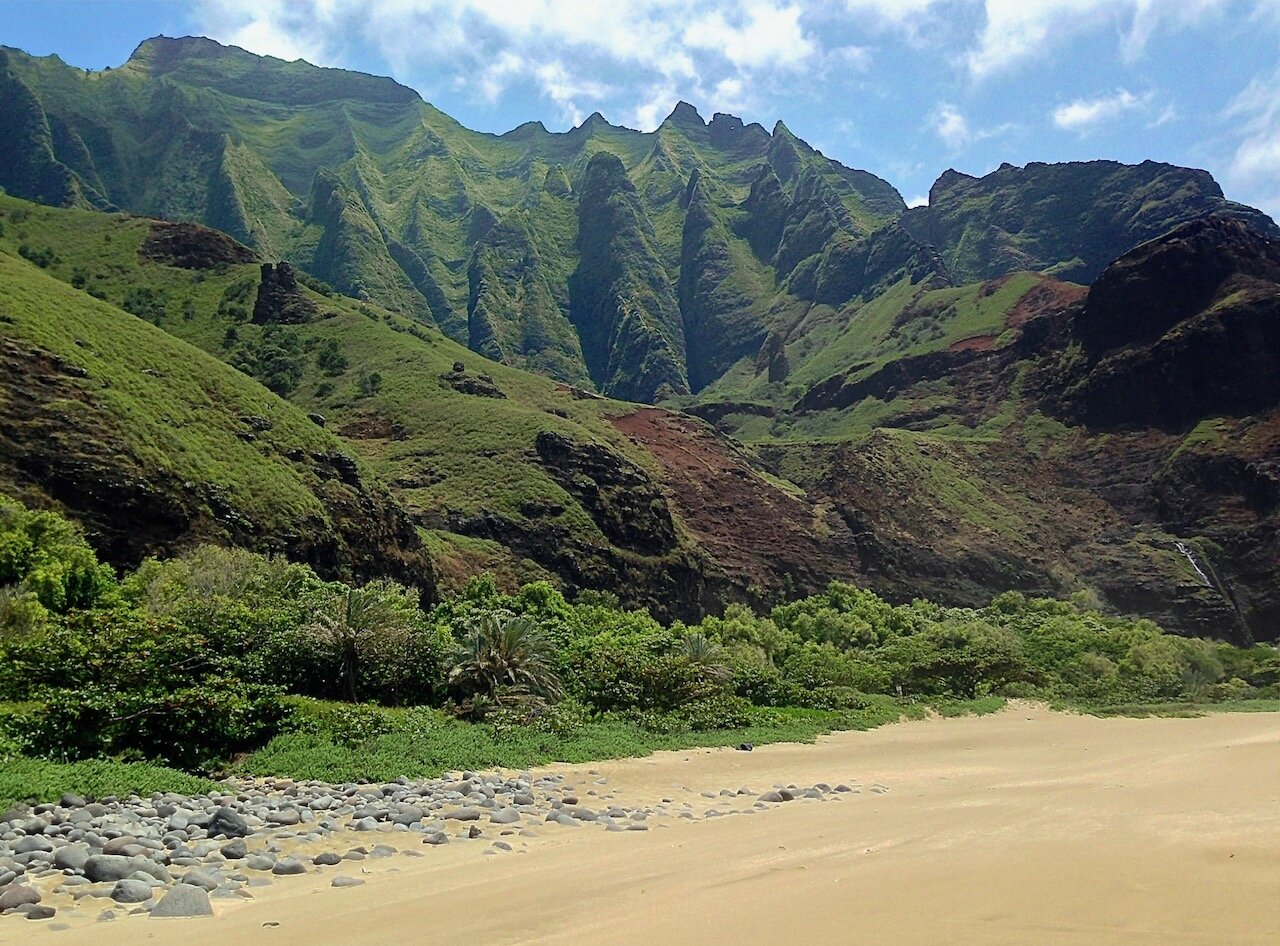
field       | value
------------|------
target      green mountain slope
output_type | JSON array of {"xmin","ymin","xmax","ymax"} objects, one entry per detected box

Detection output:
[
  {"xmin": 0, "ymin": 232, "xmax": 434, "ymax": 592},
  {"xmin": 0, "ymin": 194, "xmax": 867, "ymax": 619},
  {"xmin": 2, "ymin": 35, "xmax": 1278, "ymax": 643},
  {"xmin": 3, "ymin": 37, "xmax": 1273, "ymax": 407},
  {"xmin": 0, "ymin": 38, "xmax": 913, "ymax": 400}
]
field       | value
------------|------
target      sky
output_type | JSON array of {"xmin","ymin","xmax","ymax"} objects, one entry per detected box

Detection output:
[{"xmin": 2, "ymin": 0, "xmax": 1278, "ymax": 218}]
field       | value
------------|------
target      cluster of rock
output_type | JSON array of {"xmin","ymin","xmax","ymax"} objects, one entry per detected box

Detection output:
[{"xmin": 0, "ymin": 770, "xmax": 883, "ymax": 926}]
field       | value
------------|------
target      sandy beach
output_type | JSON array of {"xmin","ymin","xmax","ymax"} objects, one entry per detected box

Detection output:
[{"xmin": 14, "ymin": 705, "xmax": 1279, "ymax": 946}]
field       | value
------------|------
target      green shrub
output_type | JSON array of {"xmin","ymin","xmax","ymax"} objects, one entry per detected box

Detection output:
[
  {"xmin": 881, "ymin": 619, "xmax": 1028, "ymax": 698},
  {"xmin": 121, "ymin": 285, "xmax": 167, "ymax": 323},
  {"xmin": 0, "ymin": 757, "xmax": 215, "ymax": 809},
  {"xmin": 18, "ymin": 679, "xmax": 288, "ymax": 771},
  {"xmin": 315, "ymin": 338, "xmax": 348, "ymax": 375},
  {"xmin": 0, "ymin": 496, "xmax": 116, "ymax": 617},
  {"xmin": 676, "ymin": 693, "xmax": 754, "ymax": 730}
]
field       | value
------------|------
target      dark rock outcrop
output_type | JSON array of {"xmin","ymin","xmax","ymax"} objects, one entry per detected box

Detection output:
[
  {"xmin": 252, "ymin": 262, "xmax": 318, "ymax": 324},
  {"xmin": 902, "ymin": 160, "xmax": 1280, "ymax": 285},
  {"xmin": 534, "ymin": 431, "xmax": 677, "ymax": 555},
  {"xmin": 139, "ymin": 220, "xmax": 257, "ymax": 269},
  {"xmin": 1063, "ymin": 216, "xmax": 1280, "ymax": 429}
]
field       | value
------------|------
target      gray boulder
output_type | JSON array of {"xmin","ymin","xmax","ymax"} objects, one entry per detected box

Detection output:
[
  {"xmin": 152, "ymin": 884, "xmax": 213, "ymax": 918},
  {"xmin": 271, "ymin": 858, "xmax": 306, "ymax": 876},
  {"xmin": 109, "ymin": 879, "xmax": 154, "ymax": 904},
  {"xmin": 54, "ymin": 842, "xmax": 92, "ymax": 873},
  {"xmin": 178, "ymin": 869, "xmax": 222, "ymax": 892},
  {"xmin": 0, "ymin": 884, "xmax": 42, "ymax": 910},
  {"xmin": 208, "ymin": 807, "xmax": 250, "ymax": 838},
  {"xmin": 14, "ymin": 836, "xmax": 54, "ymax": 854}
]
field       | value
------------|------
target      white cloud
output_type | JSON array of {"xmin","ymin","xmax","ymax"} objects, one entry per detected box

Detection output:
[
  {"xmin": 933, "ymin": 103, "xmax": 972, "ymax": 149},
  {"xmin": 1052, "ymin": 89, "xmax": 1147, "ymax": 133},
  {"xmin": 193, "ymin": 0, "xmax": 825, "ymax": 129},
  {"xmin": 534, "ymin": 61, "xmax": 611, "ymax": 126},
  {"xmin": 841, "ymin": 0, "xmax": 941, "ymax": 22},
  {"xmin": 930, "ymin": 101, "xmax": 1017, "ymax": 152},
  {"xmin": 1147, "ymin": 103, "xmax": 1178, "ymax": 129},
  {"xmin": 966, "ymin": 0, "xmax": 1239, "ymax": 79},
  {"xmin": 1225, "ymin": 66, "xmax": 1280, "ymax": 219},
  {"xmin": 906, "ymin": 193, "xmax": 929, "ymax": 207},
  {"xmin": 685, "ymin": 2, "xmax": 814, "ymax": 70}
]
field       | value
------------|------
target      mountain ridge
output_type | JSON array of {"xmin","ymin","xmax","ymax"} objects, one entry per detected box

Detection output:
[{"xmin": 1, "ymin": 35, "xmax": 1277, "ymax": 642}]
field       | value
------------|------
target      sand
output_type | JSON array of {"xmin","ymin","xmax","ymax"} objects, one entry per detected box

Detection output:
[{"xmin": 26, "ymin": 705, "xmax": 1280, "ymax": 945}]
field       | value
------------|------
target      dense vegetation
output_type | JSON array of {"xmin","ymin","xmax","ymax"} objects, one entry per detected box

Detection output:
[{"xmin": 2, "ymin": 495, "xmax": 1275, "ymax": 807}]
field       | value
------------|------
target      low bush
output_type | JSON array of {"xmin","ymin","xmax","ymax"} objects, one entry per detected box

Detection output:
[
  {"xmin": 0, "ymin": 495, "xmax": 1274, "ymax": 790},
  {"xmin": 0, "ymin": 758, "xmax": 215, "ymax": 810}
]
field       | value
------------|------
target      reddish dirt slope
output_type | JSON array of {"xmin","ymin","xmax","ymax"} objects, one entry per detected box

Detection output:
[{"xmin": 610, "ymin": 408, "xmax": 861, "ymax": 598}]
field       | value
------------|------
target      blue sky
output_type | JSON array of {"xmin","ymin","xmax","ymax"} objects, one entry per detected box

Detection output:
[{"xmin": 3, "ymin": 1, "xmax": 1279, "ymax": 217}]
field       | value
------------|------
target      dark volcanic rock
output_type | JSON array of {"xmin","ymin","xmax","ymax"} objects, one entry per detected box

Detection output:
[
  {"xmin": 902, "ymin": 160, "xmax": 1280, "ymax": 285},
  {"xmin": 1066, "ymin": 216, "xmax": 1280, "ymax": 429},
  {"xmin": 252, "ymin": 262, "xmax": 318, "ymax": 325},
  {"xmin": 139, "ymin": 221, "xmax": 257, "ymax": 269},
  {"xmin": 534, "ymin": 431, "xmax": 677, "ymax": 555}
]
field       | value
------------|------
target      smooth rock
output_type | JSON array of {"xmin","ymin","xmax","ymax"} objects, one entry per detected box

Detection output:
[
  {"xmin": 152, "ymin": 884, "xmax": 213, "ymax": 918},
  {"xmin": 14, "ymin": 836, "xmax": 54, "ymax": 855},
  {"xmin": 271, "ymin": 858, "xmax": 306, "ymax": 876},
  {"xmin": 109, "ymin": 879, "xmax": 154, "ymax": 904},
  {"xmin": 53, "ymin": 843, "xmax": 91, "ymax": 873},
  {"xmin": 179, "ymin": 869, "xmax": 222, "ymax": 891},
  {"xmin": 208, "ymin": 808, "xmax": 250, "ymax": 838},
  {"xmin": 0, "ymin": 884, "xmax": 42, "ymax": 910}
]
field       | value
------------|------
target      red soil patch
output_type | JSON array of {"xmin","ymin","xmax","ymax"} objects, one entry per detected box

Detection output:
[
  {"xmin": 608, "ymin": 408, "xmax": 859, "ymax": 594},
  {"xmin": 1007, "ymin": 278, "xmax": 1087, "ymax": 328},
  {"xmin": 948, "ymin": 335, "xmax": 997, "ymax": 352},
  {"xmin": 338, "ymin": 413, "xmax": 407, "ymax": 441}
]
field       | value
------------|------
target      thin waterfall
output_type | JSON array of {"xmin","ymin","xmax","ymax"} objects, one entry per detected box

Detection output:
[{"xmin": 1174, "ymin": 541, "xmax": 1212, "ymax": 587}]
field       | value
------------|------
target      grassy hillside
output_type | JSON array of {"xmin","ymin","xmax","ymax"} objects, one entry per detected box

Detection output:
[
  {"xmin": 0, "ymin": 228, "xmax": 433, "ymax": 589},
  {"xmin": 0, "ymin": 193, "xmax": 860, "ymax": 616}
]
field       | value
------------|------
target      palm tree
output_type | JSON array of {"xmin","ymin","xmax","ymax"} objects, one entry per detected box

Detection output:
[
  {"xmin": 310, "ymin": 580, "xmax": 416, "ymax": 702},
  {"xmin": 450, "ymin": 611, "xmax": 563, "ymax": 704},
  {"xmin": 680, "ymin": 631, "xmax": 730, "ymax": 681}
]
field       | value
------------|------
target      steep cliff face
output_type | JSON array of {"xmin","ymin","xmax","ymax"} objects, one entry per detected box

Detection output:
[
  {"xmin": 569, "ymin": 153, "xmax": 688, "ymax": 401},
  {"xmin": 0, "ymin": 42, "xmax": 912, "ymax": 399},
  {"xmin": 677, "ymin": 172, "xmax": 768, "ymax": 392},
  {"xmin": 1063, "ymin": 216, "xmax": 1280, "ymax": 429},
  {"xmin": 4, "ymin": 36, "xmax": 1280, "ymax": 642},
  {"xmin": 0, "ymin": 55, "xmax": 81, "ymax": 207},
  {"xmin": 466, "ymin": 176, "xmax": 588, "ymax": 385},
  {"xmin": 902, "ymin": 161, "xmax": 1280, "ymax": 285}
]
